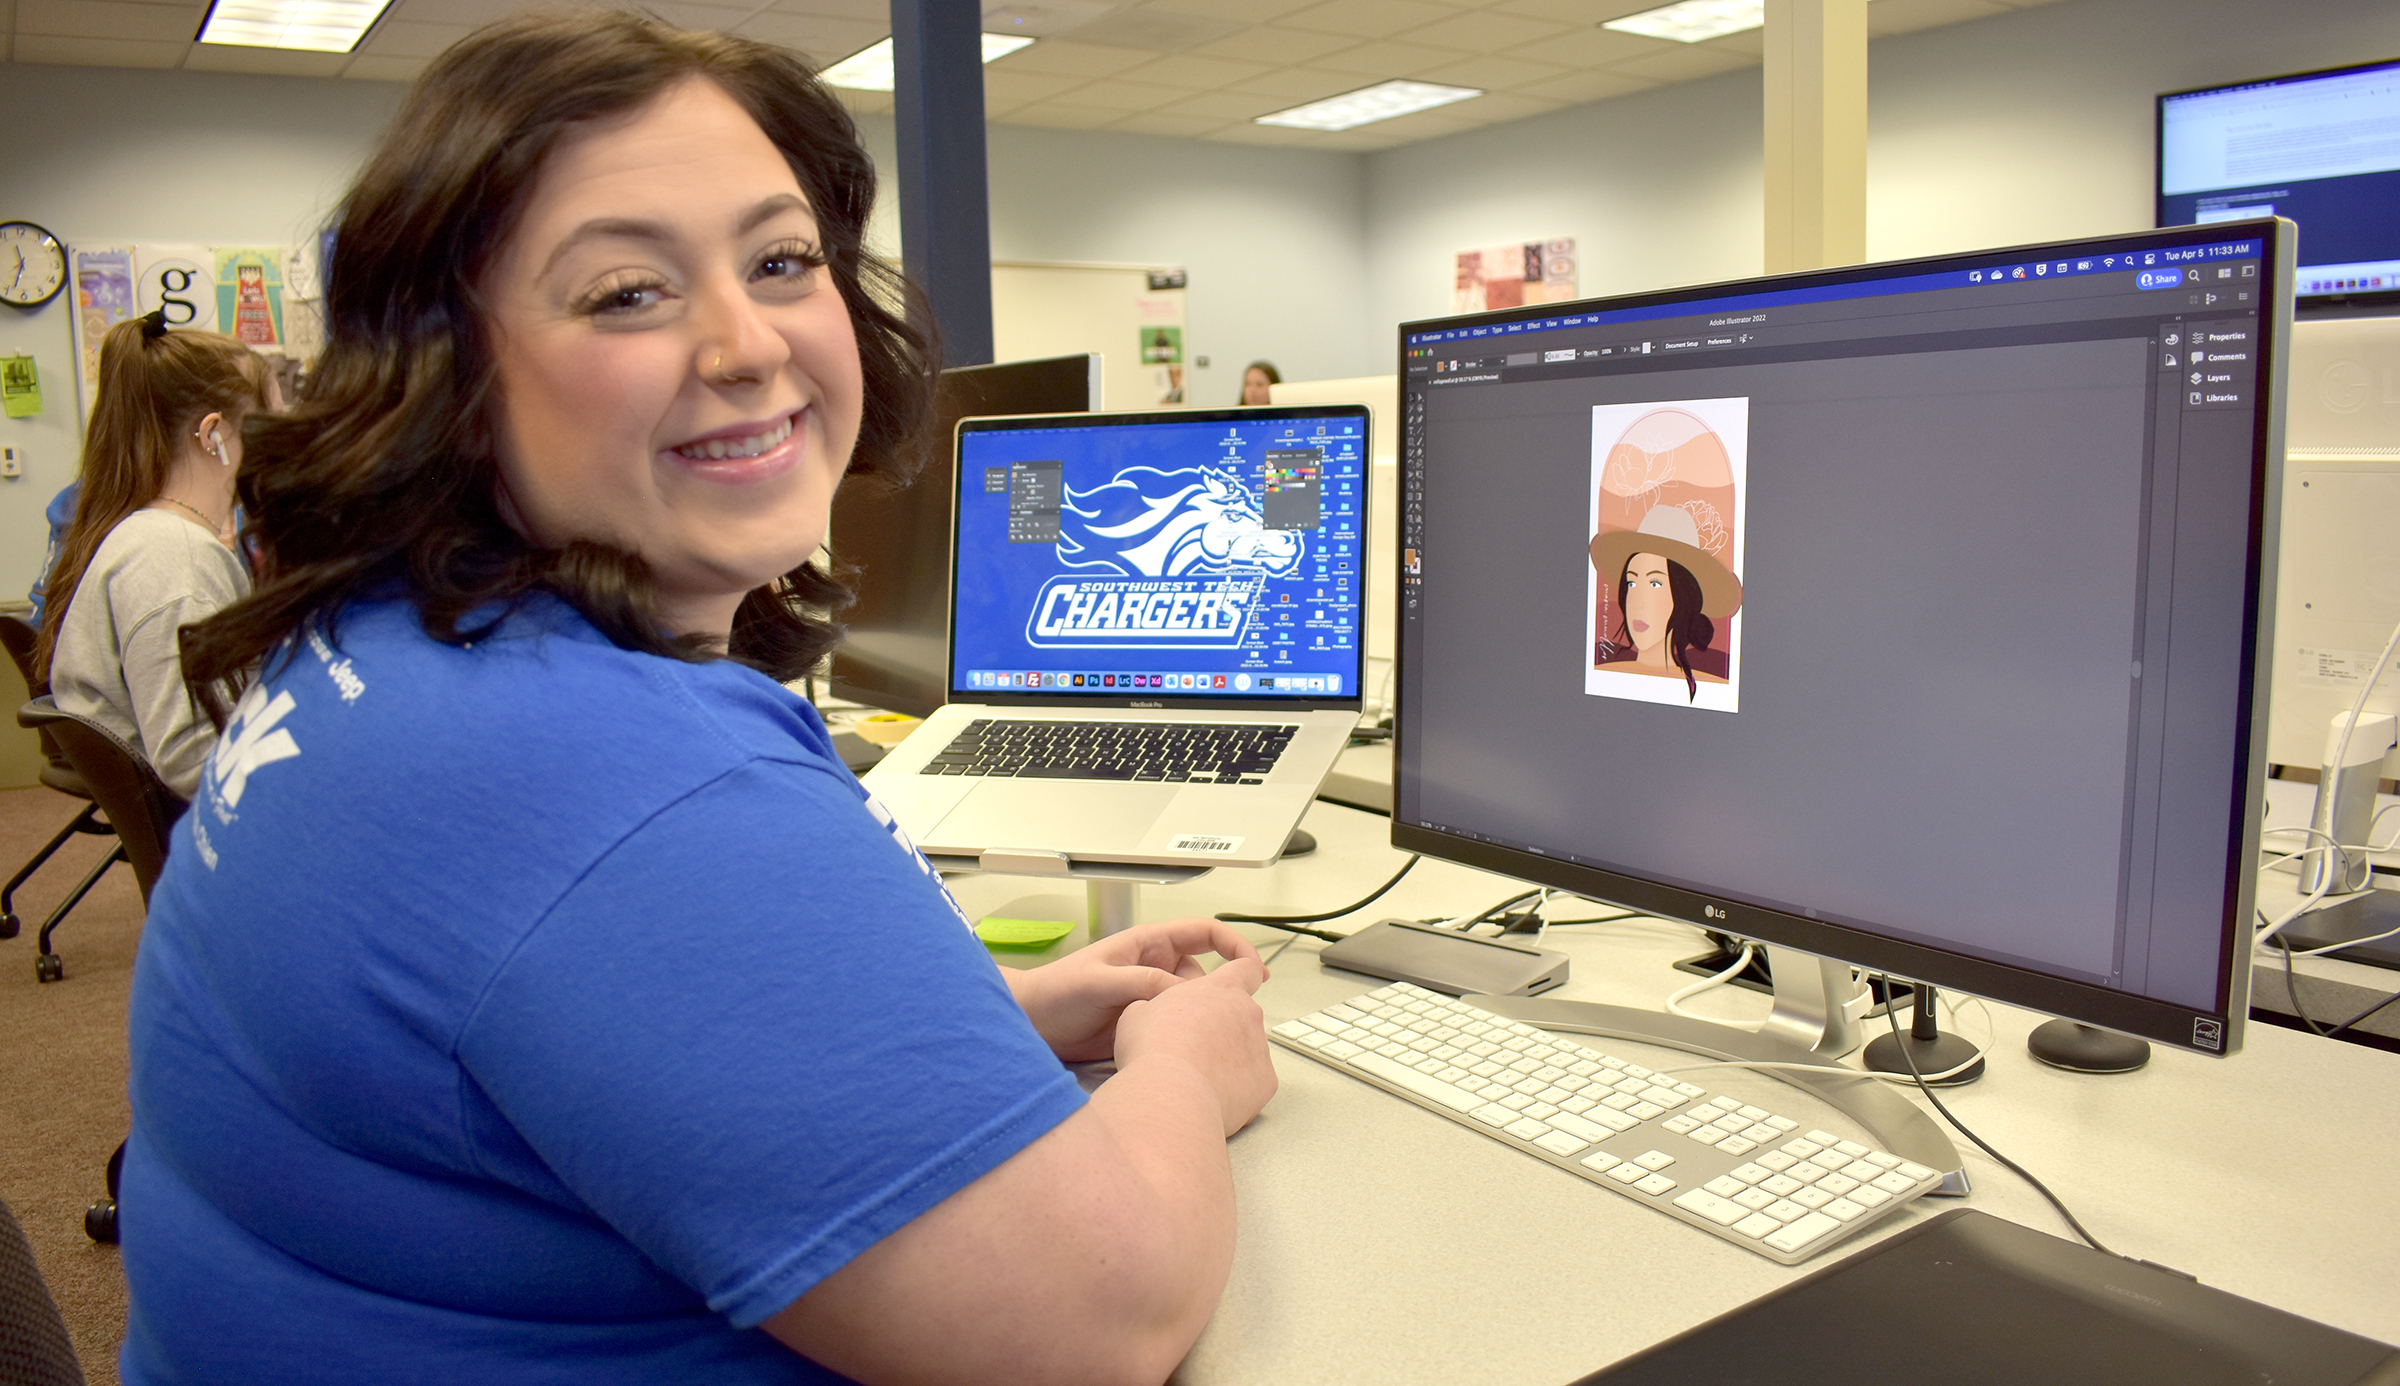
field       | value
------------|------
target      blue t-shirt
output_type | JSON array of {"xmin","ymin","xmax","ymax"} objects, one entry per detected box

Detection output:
[{"xmin": 120, "ymin": 598, "xmax": 1086, "ymax": 1384}]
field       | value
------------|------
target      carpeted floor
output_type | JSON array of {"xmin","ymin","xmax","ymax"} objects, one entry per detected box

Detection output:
[{"xmin": 2, "ymin": 783, "xmax": 138, "ymax": 1386}]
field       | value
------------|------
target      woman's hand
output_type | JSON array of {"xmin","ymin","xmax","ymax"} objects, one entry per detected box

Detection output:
[{"xmin": 1004, "ymin": 919, "xmax": 1266, "ymax": 1064}]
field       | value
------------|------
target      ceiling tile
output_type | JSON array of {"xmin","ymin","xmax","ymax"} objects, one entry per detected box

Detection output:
[
  {"xmin": 1867, "ymin": 0, "xmax": 2010, "ymax": 35},
  {"xmin": 342, "ymin": 52, "xmax": 430, "ymax": 82},
  {"xmin": 1308, "ymin": 39, "xmax": 1472, "ymax": 77},
  {"xmin": 1155, "ymin": 87, "xmax": 1290, "ymax": 120},
  {"xmin": 983, "ymin": 66, "xmax": 1085, "ymax": 103},
  {"xmin": 355, "ymin": 19, "xmax": 473, "ymax": 59},
  {"xmin": 389, "ymin": 0, "xmax": 529, "ymax": 26},
  {"xmin": 833, "ymin": 87, "xmax": 893, "ymax": 114},
  {"xmin": 1278, "ymin": 0, "xmax": 1461, "ymax": 41},
  {"xmin": 731, "ymin": 11, "xmax": 883, "ymax": 53},
  {"xmin": 999, "ymin": 101, "xmax": 1125, "ymax": 129},
  {"xmin": 1394, "ymin": 10, "xmax": 1569, "ymax": 55},
  {"xmin": 1062, "ymin": 7, "xmax": 1245, "ymax": 51},
  {"xmin": 1111, "ymin": 110, "xmax": 1238, "ymax": 138},
  {"xmin": 1140, "ymin": 0, "xmax": 1322, "ymax": 23},
  {"xmin": 1488, "ymin": 0, "xmax": 1661, "ymax": 22},
  {"xmin": 1041, "ymin": 77, "xmax": 1189, "ymax": 111},
  {"xmin": 12, "ymin": 31, "xmax": 184, "ymax": 65},
  {"xmin": 1604, "ymin": 44, "xmax": 1755, "ymax": 82},
  {"xmin": 18, "ymin": 0, "xmax": 195, "ymax": 42},
  {"xmin": 1229, "ymin": 66, "xmax": 1379, "ymax": 104},
  {"xmin": 1113, "ymin": 50, "xmax": 1273, "ymax": 90},
  {"xmin": 1514, "ymin": 66, "xmax": 1657, "ymax": 104},
  {"xmin": 184, "ymin": 43, "xmax": 349, "ymax": 75},
  {"xmin": 1703, "ymin": 27, "xmax": 1765, "ymax": 56},
  {"xmin": 1497, "ymin": 24, "xmax": 1664, "ymax": 69},
  {"xmin": 986, "ymin": 37, "xmax": 1155, "ymax": 77},
  {"xmin": 641, "ymin": 2, "xmax": 766, "ymax": 32},
  {"xmin": 766, "ymin": 0, "xmax": 887, "ymax": 18},
  {"xmin": 1411, "ymin": 53, "xmax": 1572, "ymax": 91},
  {"xmin": 1184, "ymin": 23, "xmax": 1356, "ymax": 65}
]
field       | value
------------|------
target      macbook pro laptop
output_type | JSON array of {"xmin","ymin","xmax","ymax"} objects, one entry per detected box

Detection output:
[{"xmin": 862, "ymin": 404, "xmax": 1369, "ymax": 870}]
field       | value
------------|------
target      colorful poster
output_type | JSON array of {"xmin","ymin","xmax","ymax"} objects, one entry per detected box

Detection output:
[
  {"xmin": 71, "ymin": 247, "xmax": 137, "ymax": 403},
  {"xmin": 2, "ymin": 355, "xmax": 41, "ymax": 418},
  {"xmin": 1454, "ymin": 238, "xmax": 1577, "ymax": 313},
  {"xmin": 135, "ymin": 245, "xmax": 219, "ymax": 335},
  {"xmin": 1584, "ymin": 398, "xmax": 1748, "ymax": 713},
  {"xmin": 214, "ymin": 247, "xmax": 286, "ymax": 347}
]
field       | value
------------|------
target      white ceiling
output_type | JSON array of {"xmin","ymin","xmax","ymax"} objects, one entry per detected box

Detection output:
[{"xmin": 1, "ymin": 0, "xmax": 2071, "ymax": 151}]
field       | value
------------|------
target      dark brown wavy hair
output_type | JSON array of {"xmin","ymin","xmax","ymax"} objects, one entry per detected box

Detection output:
[
  {"xmin": 181, "ymin": 9, "xmax": 936, "ymax": 702},
  {"xmin": 36, "ymin": 315, "xmax": 271, "ymax": 683}
]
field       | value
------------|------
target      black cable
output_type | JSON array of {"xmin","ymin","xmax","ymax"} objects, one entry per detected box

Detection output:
[
  {"xmin": 2330, "ymin": 985, "xmax": 2400, "ymax": 1038},
  {"xmin": 1875, "ymin": 974, "xmax": 2119, "ymax": 1260},
  {"xmin": 1455, "ymin": 889, "xmax": 1541, "ymax": 933},
  {"xmin": 1215, "ymin": 855, "xmax": 1421, "ymax": 940},
  {"xmin": 2279, "ymin": 936, "xmax": 2400, "ymax": 1038},
  {"xmin": 2277, "ymin": 939, "xmax": 2336, "ymax": 1037}
]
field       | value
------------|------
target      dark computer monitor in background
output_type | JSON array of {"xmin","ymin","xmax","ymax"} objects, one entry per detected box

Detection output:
[
  {"xmin": 2159, "ymin": 57, "xmax": 2400, "ymax": 314},
  {"xmin": 829, "ymin": 353, "xmax": 1101, "ymax": 715},
  {"xmin": 1395, "ymin": 221, "xmax": 2293, "ymax": 1068}
]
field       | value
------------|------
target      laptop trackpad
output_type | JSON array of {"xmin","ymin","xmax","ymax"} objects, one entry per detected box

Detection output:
[{"xmin": 929, "ymin": 784, "xmax": 1179, "ymax": 854}]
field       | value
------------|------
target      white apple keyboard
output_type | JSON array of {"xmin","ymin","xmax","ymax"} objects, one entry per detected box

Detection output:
[{"xmin": 1270, "ymin": 982, "xmax": 1944, "ymax": 1264}]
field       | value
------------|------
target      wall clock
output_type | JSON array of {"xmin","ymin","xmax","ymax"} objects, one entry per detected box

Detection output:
[{"xmin": 0, "ymin": 222, "xmax": 68, "ymax": 310}]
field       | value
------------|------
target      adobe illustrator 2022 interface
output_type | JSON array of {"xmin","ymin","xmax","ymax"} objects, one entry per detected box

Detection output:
[{"xmin": 1397, "ymin": 227, "xmax": 2276, "ymax": 1030}]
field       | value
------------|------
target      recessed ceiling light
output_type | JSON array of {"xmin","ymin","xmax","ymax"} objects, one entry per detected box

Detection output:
[
  {"xmin": 1603, "ymin": 0, "xmax": 1765, "ymax": 44},
  {"xmin": 1255, "ymin": 80, "xmax": 1483, "ymax": 132},
  {"xmin": 196, "ymin": 0, "xmax": 398, "ymax": 53},
  {"xmin": 820, "ymin": 33, "xmax": 1036, "ymax": 91}
]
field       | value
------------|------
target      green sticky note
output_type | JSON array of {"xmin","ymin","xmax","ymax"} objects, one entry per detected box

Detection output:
[
  {"xmin": 975, "ymin": 916, "xmax": 1077, "ymax": 951},
  {"xmin": 0, "ymin": 355, "xmax": 38, "ymax": 418}
]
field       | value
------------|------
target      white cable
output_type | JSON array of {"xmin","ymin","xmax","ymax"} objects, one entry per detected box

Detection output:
[
  {"xmin": 2256, "ymin": 824, "xmax": 2340, "ymax": 945},
  {"xmin": 1664, "ymin": 941, "xmax": 1755, "ymax": 1020}
]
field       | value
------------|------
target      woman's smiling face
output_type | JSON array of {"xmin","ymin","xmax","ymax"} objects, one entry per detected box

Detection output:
[{"xmin": 481, "ymin": 76, "xmax": 863, "ymax": 637}]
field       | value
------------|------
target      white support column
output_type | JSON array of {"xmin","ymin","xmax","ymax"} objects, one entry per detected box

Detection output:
[{"xmin": 1762, "ymin": 0, "xmax": 1869, "ymax": 274}]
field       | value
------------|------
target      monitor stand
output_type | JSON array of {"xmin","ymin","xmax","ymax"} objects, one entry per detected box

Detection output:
[
  {"xmin": 2026, "ymin": 1019, "xmax": 2149, "ymax": 1073},
  {"xmin": 1863, "ymin": 984, "xmax": 1986, "ymax": 1086},
  {"xmin": 1472, "ymin": 946, "xmax": 1968, "ymax": 1196}
]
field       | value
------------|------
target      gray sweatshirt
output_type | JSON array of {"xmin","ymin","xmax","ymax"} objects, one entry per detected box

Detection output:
[{"xmin": 49, "ymin": 508, "xmax": 249, "ymax": 800}]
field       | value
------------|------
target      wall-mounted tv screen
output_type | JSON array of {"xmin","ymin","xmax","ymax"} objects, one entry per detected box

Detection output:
[{"xmin": 2159, "ymin": 56, "xmax": 2400, "ymax": 312}]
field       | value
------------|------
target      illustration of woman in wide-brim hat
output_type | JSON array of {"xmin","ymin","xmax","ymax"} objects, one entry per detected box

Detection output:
[{"xmin": 1589, "ymin": 502, "xmax": 1743, "ymax": 701}]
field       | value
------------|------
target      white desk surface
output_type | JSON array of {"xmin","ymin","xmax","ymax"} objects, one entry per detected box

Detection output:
[{"xmin": 943, "ymin": 800, "xmax": 2400, "ymax": 1385}]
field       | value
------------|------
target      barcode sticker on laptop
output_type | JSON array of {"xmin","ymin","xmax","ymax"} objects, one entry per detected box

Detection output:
[{"xmin": 1170, "ymin": 834, "xmax": 1244, "ymax": 854}]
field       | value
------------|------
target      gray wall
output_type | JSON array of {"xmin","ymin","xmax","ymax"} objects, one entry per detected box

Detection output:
[{"xmin": 0, "ymin": 63, "xmax": 404, "ymax": 600}]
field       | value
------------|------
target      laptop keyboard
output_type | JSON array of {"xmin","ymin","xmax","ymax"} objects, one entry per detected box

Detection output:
[{"xmin": 919, "ymin": 719, "xmax": 1298, "ymax": 783}]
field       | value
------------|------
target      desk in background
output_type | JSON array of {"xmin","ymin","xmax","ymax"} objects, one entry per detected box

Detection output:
[{"xmin": 946, "ymin": 800, "xmax": 2400, "ymax": 1384}]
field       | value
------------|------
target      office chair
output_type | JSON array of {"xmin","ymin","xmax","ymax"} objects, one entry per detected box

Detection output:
[
  {"xmin": 19, "ymin": 697, "xmax": 188, "ymax": 1247},
  {"xmin": 0, "ymin": 1195, "xmax": 87, "ymax": 1386},
  {"xmin": 1, "ymin": 617, "xmax": 124, "ymax": 983}
]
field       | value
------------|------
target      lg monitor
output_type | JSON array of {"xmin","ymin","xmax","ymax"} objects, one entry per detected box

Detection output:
[
  {"xmin": 2159, "ymin": 57, "xmax": 2400, "ymax": 313},
  {"xmin": 1395, "ymin": 220, "xmax": 2294, "ymax": 1067},
  {"xmin": 828, "ymin": 353, "xmax": 1100, "ymax": 716}
]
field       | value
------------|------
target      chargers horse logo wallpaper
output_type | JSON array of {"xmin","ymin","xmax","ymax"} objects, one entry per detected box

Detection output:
[
  {"xmin": 1027, "ymin": 465, "xmax": 1303, "ymax": 649},
  {"xmin": 1058, "ymin": 465, "xmax": 1305, "ymax": 579}
]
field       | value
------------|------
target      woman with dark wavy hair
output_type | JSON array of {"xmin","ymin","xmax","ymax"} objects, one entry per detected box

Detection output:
[{"xmin": 127, "ymin": 14, "xmax": 1275, "ymax": 1385}]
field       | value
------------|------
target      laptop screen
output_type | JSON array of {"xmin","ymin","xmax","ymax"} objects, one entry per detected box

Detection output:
[{"xmin": 951, "ymin": 405, "xmax": 1369, "ymax": 703}]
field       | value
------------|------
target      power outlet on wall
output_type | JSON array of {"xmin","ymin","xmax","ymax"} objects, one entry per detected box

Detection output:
[{"xmin": 0, "ymin": 445, "xmax": 23, "ymax": 479}]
